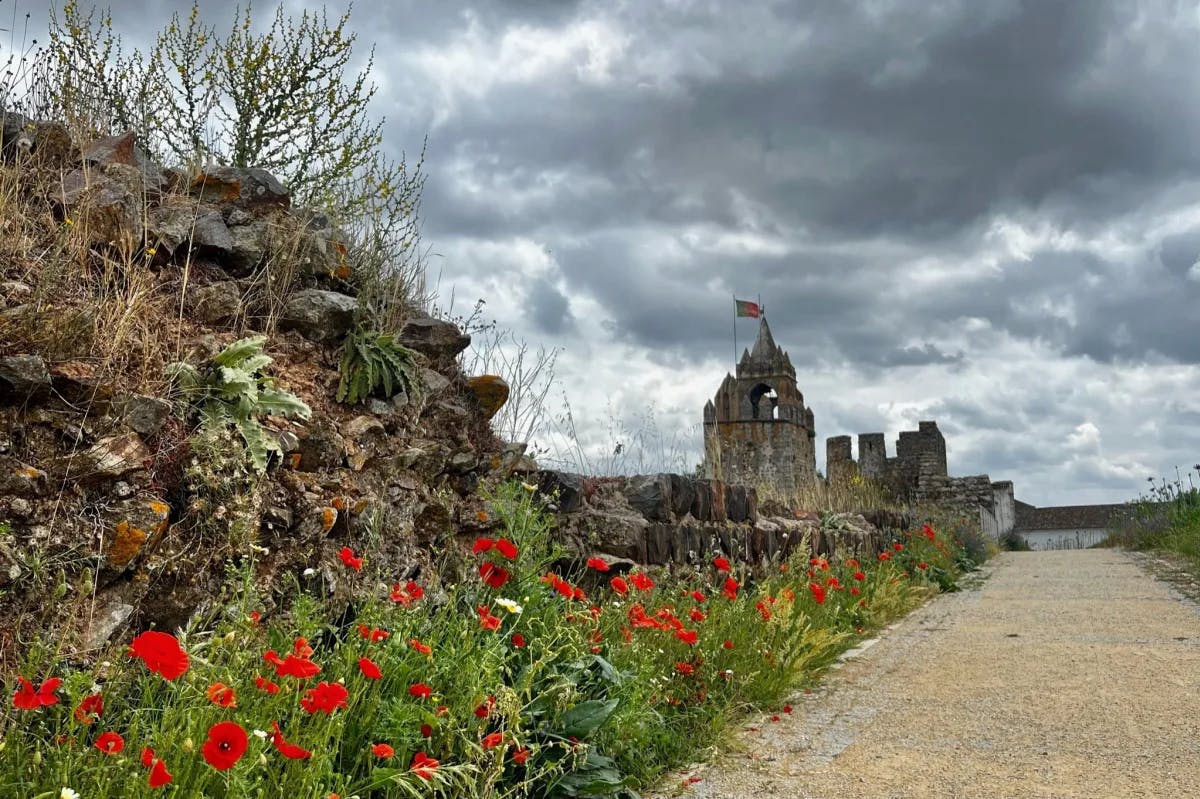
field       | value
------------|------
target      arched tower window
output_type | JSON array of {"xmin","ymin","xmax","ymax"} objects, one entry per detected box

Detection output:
[{"xmin": 748, "ymin": 383, "xmax": 778, "ymax": 420}]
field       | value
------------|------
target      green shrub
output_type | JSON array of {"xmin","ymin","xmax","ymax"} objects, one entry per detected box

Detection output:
[
  {"xmin": 335, "ymin": 329, "xmax": 422, "ymax": 406},
  {"xmin": 167, "ymin": 335, "xmax": 310, "ymax": 473}
]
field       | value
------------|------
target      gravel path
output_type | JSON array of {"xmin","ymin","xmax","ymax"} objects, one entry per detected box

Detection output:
[{"xmin": 650, "ymin": 550, "xmax": 1200, "ymax": 799}]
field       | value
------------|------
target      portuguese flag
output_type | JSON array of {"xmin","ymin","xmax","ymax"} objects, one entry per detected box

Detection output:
[{"xmin": 734, "ymin": 298, "xmax": 761, "ymax": 318}]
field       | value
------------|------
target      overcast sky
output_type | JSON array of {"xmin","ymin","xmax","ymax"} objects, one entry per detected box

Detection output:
[{"xmin": 20, "ymin": 0, "xmax": 1200, "ymax": 506}]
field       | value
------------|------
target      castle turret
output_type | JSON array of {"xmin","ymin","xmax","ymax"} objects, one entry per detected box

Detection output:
[{"xmin": 701, "ymin": 316, "xmax": 816, "ymax": 499}]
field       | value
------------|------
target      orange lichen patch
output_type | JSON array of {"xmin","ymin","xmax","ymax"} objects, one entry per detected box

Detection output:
[
  {"xmin": 289, "ymin": 453, "xmax": 303, "ymax": 469},
  {"xmin": 147, "ymin": 499, "xmax": 170, "ymax": 517},
  {"xmin": 191, "ymin": 173, "xmax": 242, "ymax": 202},
  {"xmin": 331, "ymin": 496, "xmax": 346, "ymax": 512},
  {"xmin": 352, "ymin": 498, "xmax": 369, "ymax": 515},
  {"xmin": 107, "ymin": 521, "xmax": 147, "ymax": 569},
  {"xmin": 321, "ymin": 507, "xmax": 338, "ymax": 532},
  {"xmin": 476, "ymin": 510, "xmax": 489, "ymax": 523}
]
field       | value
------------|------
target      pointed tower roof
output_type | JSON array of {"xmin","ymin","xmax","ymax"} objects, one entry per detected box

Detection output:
[
  {"xmin": 737, "ymin": 315, "xmax": 795, "ymax": 378},
  {"xmin": 750, "ymin": 316, "xmax": 780, "ymax": 362}
]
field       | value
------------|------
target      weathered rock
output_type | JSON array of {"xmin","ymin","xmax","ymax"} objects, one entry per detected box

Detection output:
[
  {"xmin": 118, "ymin": 395, "xmax": 173, "ymax": 437},
  {"xmin": 226, "ymin": 217, "xmax": 271, "ymax": 274},
  {"xmin": 399, "ymin": 315, "xmax": 471, "ymax": 361},
  {"xmin": 101, "ymin": 495, "xmax": 170, "ymax": 571},
  {"xmin": 626, "ymin": 474, "xmax": 674, "ymax": 522},
  {"xmin": 186, "ymin": 281, "xmax": 244, "ymax": 326},
  {"xmin": 668, "ymin": 474, "xmax": 698, "ymax": 519},
  {"xmin": 50, "ymin": 360, "xmax": 114, "ymax": 405},
  {"xmin": 537, "ymin": 471, "xmax": 586, "ymax": 512},
  {"xmin": 692, "ymin": 479, "xmax": 726, "ymax": 522},
  {"xmin": 295, "ymin": 425, "xmax": 347, "ymax": 471},
  {"xmin": 57, "ymin": 169, "xmax": 141, "ymax": 249},
  {"xmin": 75, "ymin": 434, "xmax": 150, "ymax": 483},
  {"xmin": 83, "ymin": 597, "xmax": 135, "ymax": 650},
  {"xmin": 279, "ymin": 289, "xmax": 358, "ymax": 342},
  {"xmin": 420, "ymin": 367, "xmax": 451, "ymax": 396},
  {"xmin": 1, "ymin": 461, "xmax": 48, "ymax": 496},
  {"xmin": 80, "ymin": 131, "xmax": 164, "ymax": 193},
  {"xmin": 466, "ymin": 375, "xmax": 509, "ymax": 420},
  {"xmin": 574, "ymin": 510, "xmax": 648, "ymax": 563},
  {"xmin": 0, "ymin": 354, "xmax": 51, "ymax": 403},
  {"xmin": 263, "ymin": 505, "xmax": 294, "ymax": 531},
  {"xmin": 448, "ymin": 452, "xmax": 478, "ymax": 473},
  {"xmin": 0, "ymin": 281, "xmax": 32, "ymax": 309},
  {"xmin": 724, "ymin": 484, "xmax": 757, "ymax": 524},
  {"xmin": 191, "ymin": 166, "xmax": 290, "ymax": 209},
  {"xmin": 343, "ymin": 415, "xmax": 387, "ymax": 471},
  {"xmin": 1, "ymin": 113, "xmax": 72, "ymax": 166},
  {"xmin": 147, "ymin": 197, "xmax": 233, "ymax": 257}
]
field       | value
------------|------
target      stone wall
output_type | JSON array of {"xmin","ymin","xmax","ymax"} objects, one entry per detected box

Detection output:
[{"xmin": 537, "ymin": 471, "xmax": 893, "ymax": 569}]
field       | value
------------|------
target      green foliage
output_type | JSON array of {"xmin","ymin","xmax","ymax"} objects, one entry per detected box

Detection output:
[
  {"xmin": 1, "ymin": 483, "xmax": 969, "ymax": 797},
  {"xmin": 1108, "ymin": 466, "xmax": 1200, "ymax": 566},
  {"xmin": 168, "ymin": 335, "xmax": 309, "ymax": 473},
  {"xmin": 336, "ymin": 328, "xmax": 422, "ymax": 406}
]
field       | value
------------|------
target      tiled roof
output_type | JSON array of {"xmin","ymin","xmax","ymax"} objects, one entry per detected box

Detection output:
[{"xmin": 1013, "ymin": 502, "xmax": 1127, "ymax": 531}]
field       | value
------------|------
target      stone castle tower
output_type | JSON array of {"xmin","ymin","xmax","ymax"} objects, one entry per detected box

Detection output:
[{"xmin": 702, "ymin": 316, "xmax": 816, "ymax": 499}]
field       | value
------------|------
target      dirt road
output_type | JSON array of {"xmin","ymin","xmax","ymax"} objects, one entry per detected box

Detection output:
[{"xmin": 652, "ymin": 550, "xmax": 1200, "ymax": 799}]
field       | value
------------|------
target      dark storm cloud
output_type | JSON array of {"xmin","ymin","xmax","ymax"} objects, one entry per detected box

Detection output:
[{"xmin": 41, "ymin": 0, "xmax": 1200, "ymax": 501}]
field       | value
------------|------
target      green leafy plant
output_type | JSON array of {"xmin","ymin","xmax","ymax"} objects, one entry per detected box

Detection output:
[
  {"xmin": 335, "ymin": 328, "xmax": 422, "ymax": 405},
  {"xmin": 167, "ymin": 335, "xmax": 310, "ymax": 472}
]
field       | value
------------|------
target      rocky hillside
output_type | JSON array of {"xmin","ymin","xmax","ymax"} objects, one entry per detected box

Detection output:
[{"xmin": 0, "ymin": 114, "xmax": 522, "ymax": 666}]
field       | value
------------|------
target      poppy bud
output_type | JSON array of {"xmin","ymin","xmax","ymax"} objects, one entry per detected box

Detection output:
[{"xmin": 182, "ymin": 738, "xmax": 194, "ymax": 753}]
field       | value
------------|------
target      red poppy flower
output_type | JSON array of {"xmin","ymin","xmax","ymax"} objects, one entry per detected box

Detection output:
[
  {"xmin": 409, "ymin": 638, "xmax": 432, "ymax": 656},
  {"xmin": 201, "ymin": 721, "xmax": 248, "ymax": 771},
  {"xmin": 918, "ymin": 562, "xmax": 928, "ymax": 570},
  {"xmin": 495, "ymin": 538, "xmax": 519, "ymax": 560},
  {"xmin": 690, "ymin": 590, "xmax": 707, "ymax": 603},
  {"xmin": 879, "ymin": 552, "xmax": 891, "ymax": 561},
  {"xmin": 411, "ymin": 751, "xmax": 439, "ymax": 780},
  {"xmin": 256, "ymin": 675, "xmax": 281, "ymax": 694},
  {"xmin": 689, "ymin": 608, "xmax": 707, "ymax": 623},
  {"xmin": 477, "ymin": 605, "xmax": 501, "ymax": 631},
  {"xmin": 249, "ymin": 610, "xmax": 262, "ymax": 626},
  {"xmin": 480, "ymin": 562, "xmax": 511, "ymax": 589},
  {"xmin": 300, "ymin": 681, "xmax": 349, "ymax": 715},
  {"xmin": 357, "ymin": 624, "xmax": 389, "ymax": 642},
  {"xmin": 783, "ymin": 704, "xmax": 793, "ymax": 714},
  {"xmin": 630, "ymin": 572, "xmax": 654, "ymax": 591},
  {"xmin": 474, "ymin": 696, "xmax": 495, "ymax": 718},
  {"xmin": 512, "ymin": 746, "xmax": 531, "ymax": 764},
  {"xmin": 723, "ymin": 639, "xmax": 734, "ymax": 649},
  {"xmin": 609, "ymin": 576, "xmax": 629, "ymax": 595},
  {"xmin": 473, "ymin": 537, "xmax": 494, "ymax": 553},
  {"xmin": 338, "ymin": 546, "xmax": 363, "ymax": 570},
  {"xmin": 713, "ymin": 557, "xmax": 731, "ymax": 572},
  {"xmin": 13, "ymin": 677, "xmax": 61, "ymax": 710},
  {"xmin": 512, "ymin": 633, "xmax": 526, "ymax": 648},
  {"xmin": 420, "ymin": 723, "xmax": 433, "ymax": 738},
  {"xmin": 481, "ymin": 732, "xmax": 504, "ymax": 749},
  {"xmin": 674, "ymin": 662, "xmax": 695, "ymax": 675},
  {"xmin": 893, "ymin": 542, "xmax": 903, "ymax": 552},
  {"xmin": 74, "ymin": 692, "xmax": 103, "ymax": 723},
  {"xmin": 853, "ymin": 570, "xmax": 866, "ymax": 581},
  {"xmin": 722, "ymin": 577, "xmax": 739, "ymax": 600},
  {"xmin": 206, "ymin": 682, "xmax": 237, "ymax": 708},
  {"xmin": 270, "ymin": 721, "xmax": 312, "ymax": 760},
  {"xmin": 147, "ymin": 756, "xmax": 172, "ymax": 788},
  {"xmin": 586, "ymin": 557, "xmax": 610, "ymax": 572},
  {"xmin": 264, "ymin": 648, "xmax": 321, "ymax": 679},
  {"xmin": 755, "ymin": 601, "xmax": 771, "ymax": 621},
  {"xmin": 372, "ymin": 742, "xmax": 395, "ymax": 758},
  {"xmin": 826, "ymin": 576, "xmax": 841, "ymax": 589},
  {"xmin": 95, "ymin": 730, "xmax": 124, "ymax": 755},
  {"xmin": 408, "ymin": 683, "xmax": 432, "ymax": 700},
  {"xmin": 809, "ymin": 582, "xmax": 827, "ymax": 605},
  {"xmin": 390, "ymin": 580, "xmax": 424, "ymax": 605},
  {"xmin": 358, "ymin": 657, "xmax": 382, "ymax": 680},
  {"xmin": 141, "ymin": 747, "xmax": 156, "ymax": 767},
  {"xmin": 674, "ymin": 628, "xmax": 698, "ymax": 645},
  {"xmin": 922, "ymin": 523, "xmax": 936, "ymax": 541},
  {"xmin": 129, "ymin": 631, "xmax": 189, "ymax": 681},
  {"xmin": 850, "ymin": 587, "xmax": 861, "ymax": 596}
]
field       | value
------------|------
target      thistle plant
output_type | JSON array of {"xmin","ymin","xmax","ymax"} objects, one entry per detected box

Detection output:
[
  {"xmin": 167, "ymin": 335, "xmax": 310, "ymax": 473},
  {"xmin": 335, "ymin": 328, "xmax": 422, "ymax": 406}
]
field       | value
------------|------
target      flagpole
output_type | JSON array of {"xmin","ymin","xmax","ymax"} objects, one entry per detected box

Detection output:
[{"xmin": 732, "ymin": 293, "xmax": 737, "ymax": 371}]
